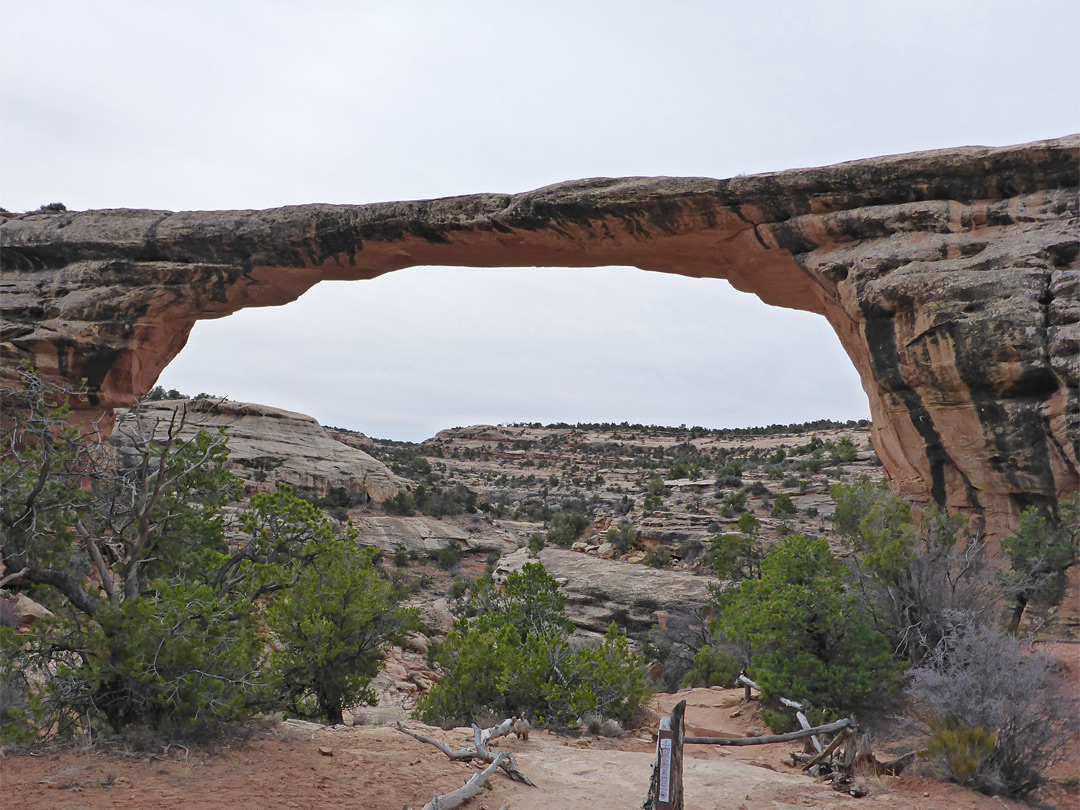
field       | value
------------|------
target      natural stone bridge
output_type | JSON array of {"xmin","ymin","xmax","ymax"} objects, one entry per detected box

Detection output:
[{"xmin": 2, "ymin": 135, "xmax": 1077, "ymax": 538}]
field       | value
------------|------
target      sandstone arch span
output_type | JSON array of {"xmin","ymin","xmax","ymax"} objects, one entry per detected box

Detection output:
[{"xmin": 2, "ymin": 136, "xmax": 1077, "ymax": 538}]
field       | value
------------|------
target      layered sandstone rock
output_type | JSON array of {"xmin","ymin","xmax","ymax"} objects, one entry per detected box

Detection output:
[
  {"xmin": 0, "ymin": 590, "xmax": 54, "ymax": 630},
  {"xmin": 496, "ymin": 547, "xmax": 712, "ymax": 677},
  {"xmin": 2, "ymin": 136, "xmax": 1077, "ymax": 537},
  {"xmin": 113, "ymin": 399, "xmax": 409, "ymax": 504},
  {"xmin": 351, "ymin": 515, "xmax": 504, "ymax": 555}
]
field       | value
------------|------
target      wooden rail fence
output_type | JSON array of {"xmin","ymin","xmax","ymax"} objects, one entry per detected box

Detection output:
[{"xmin": 643, "ymin": 695, "xmax": 859, "ymax": 809}]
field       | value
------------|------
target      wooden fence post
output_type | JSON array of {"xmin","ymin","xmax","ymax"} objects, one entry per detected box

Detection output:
[{"xmin": 646, "ymin": 700, "xmax": 685, "ymax": 810}]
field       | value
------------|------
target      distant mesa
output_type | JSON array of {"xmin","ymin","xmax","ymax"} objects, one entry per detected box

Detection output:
[{"xmin": 2, "ymin": 135, "xmax": 1077, "ymax": 538}]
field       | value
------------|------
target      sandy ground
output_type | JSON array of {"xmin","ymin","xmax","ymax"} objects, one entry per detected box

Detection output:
[
  {"xmin": 5, "ymin": 686, "xmax": 1075, "ymax": 810},
  {"xmin": 0, "ymin": 722, "xmax": 1040, "ymax": 810}
]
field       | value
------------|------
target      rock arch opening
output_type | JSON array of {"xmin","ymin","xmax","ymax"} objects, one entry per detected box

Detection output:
[
  {"xmin": 2, "ymin": 135, "xmax": 1076, "ymax": 538},
  {"xmin": 156, "ymin": 267, "xmax": 871, "ymax": 443}
]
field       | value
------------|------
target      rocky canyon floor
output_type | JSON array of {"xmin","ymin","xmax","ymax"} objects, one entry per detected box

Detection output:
[{"xmin": 5, "ymin": 405, "xmax": 1077, "ymax": 808}]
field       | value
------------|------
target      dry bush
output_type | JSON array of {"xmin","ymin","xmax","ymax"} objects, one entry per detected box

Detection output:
[
  {"xmin": 582, "ymin": 711, "xmax": 608, "ymax": 735},
  {"xmin": 599, "ymin": 718, "xmax": 624, "ymax": 737},
  {"xmin": 907, "ymin": 615, "xmax": 1078, "ymax": 799}
]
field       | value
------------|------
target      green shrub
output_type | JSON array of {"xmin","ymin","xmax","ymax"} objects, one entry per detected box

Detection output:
[
  {"xmin": 713, "ymin": 534, "xmax": 900, "ymax": 721},
  {"xmin": 415, "ymin": 483, "xmax": 478, "ymax": 518},
  {"xmin": 1000, "ymin": 495, "xmax": 1079, "ymax": 632},
  {"xmin": 435, "ymin": 543, "xmax": 463, "ymax": 570},
  {"xmin": 706, "ymin": 514, "xmax": 763, "ymax": 581},
  {"xmin": 0, "ymin": 369, "xmax": 412, "ymax": 737},
  {"xmin": 714, "ymin": 459, "xmax": 743, "ymax": 486},
  {"xmin": 606, "ymin": 521, "xmax": 638, "ymax": 554},
  {"xmin": 832, "ymin": 478, "xmax": 994, "ymax": 664},
  {"xmin": 706, "ymin": 535, "xmax": 761, "ymax": 581},
  {"xmin": 924, "ymin": 721, "xmax": 998, "ymax": 782},
  {"xmin": 722, "ymin": 489, "xmax": 747, "ymax": 513},
  {"xmin": 527, "ymin": 532, "xmax": 546, "ymax": 555},
  {"xmin": 643, "ymin": 545, "xmax": 671, "ymax": 568},
  {"xmin": 10, "ymin": 581, "xmax": 267, "ymax": 734},
  {"xmin": 771, "ymin": 492, "xmax": 795, "ymax": 516},
  {"xmin": 267, "ymin": 543, "xmax": 417, "ymax": 725},
  {"xmin": 448, "ymin": 576, "xmax": 471, "ymax": 601},
  {"xmin": 417, "ymin": 564, "xmax": 649, "ymax": 728},
  {"xmin": 830, "ymin": 436, "xmax": 858, "ymax": 463},
  {"xmin": 681, "ymin": 645, "xmax": 741, "ymax": 688},
  {"xmin": 384, "ymin": 491, "xmax": 415, "ymax": 516}
]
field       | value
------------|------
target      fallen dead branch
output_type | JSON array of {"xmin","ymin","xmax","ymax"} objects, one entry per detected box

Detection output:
[
  {"xmin": 684, "ymin": 717, "xmax": 853, "ymax": 746},
  {"xmin": 395, "ymin": 722, "xmax": 536, "ymax": 787},
  {"xmin": 480, "ymin": 717, "xmax": 529, "ymax": 744},
  {"xmin": 876, "ymin": 749, "xmax": 918, "ymax": 776},
  {"xmin": 796, "ymin": 727, "xmax": 920, "ymax": 792},
  {"xmin": 407, "ymin": 752, "xmax": 507, "ymax": 810},
  {"xmin": 802, "ymin": 727, "xmax": 851, "ymax": 771},
  {"xmin": 395, "ymin": 723, "xmax": 476, "ymax": 761}
]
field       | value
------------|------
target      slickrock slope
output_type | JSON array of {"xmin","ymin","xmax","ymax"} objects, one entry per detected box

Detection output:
[
  {"xmin": 351, "ymin": 515, "xmax": 503, "ymax": 555},
  {"xmin": 2, "ymin": 136, "xmax": 1077, "ymax": 536},
  {"xmin": 112, "ymin": 399, "xmax": 409, "ymax": 504}
]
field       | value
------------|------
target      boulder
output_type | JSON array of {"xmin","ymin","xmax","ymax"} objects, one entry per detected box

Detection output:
[{"xmin": 0, "ymin": 591, "xmax": 54, "ymax": 630}]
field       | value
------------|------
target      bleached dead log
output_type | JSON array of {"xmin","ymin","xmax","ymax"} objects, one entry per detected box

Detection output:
[
  {"xmin": 876, "ymin": 750, "xmax": 918, "ymax": 776},
  {"xmin": 794, "ymin": 710, "xmax": 823, "ymax": 753},
  {"xmin": 472, "ymin": 724, "xmax": 535, "ymax": 787},
  {"xmin": 395, "ymin": 722, "xmax": 535, "ymax": 787},
  {"xmin": 395, "ymin": 722, "xmax": 477, "ymax": 760},
  {"xmin": 840, "ymin": 731, "xmax": 858, "ymax": 771},
  {"xmin": 802, "ymin": 727, "xmax": 852, "ymax": 771},
  {"xmin": 737, "ymin": 674, "xmax": 760, "ymax": 700},
  {"xmin": 480, "ymin": 717, "xmax": 515, "ymax": 744},
  {"xmin": 684, "ymin": 717, "xmax": 853, "ymax": 746},
  {"xmin": 410, "ymin": 752, "xmax": 506, "ymax": 810}
]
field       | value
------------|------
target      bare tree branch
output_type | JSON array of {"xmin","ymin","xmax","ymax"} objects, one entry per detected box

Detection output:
[{"xmin": 408, "ymin": 753, "xmax": 507, "ymax": 810}]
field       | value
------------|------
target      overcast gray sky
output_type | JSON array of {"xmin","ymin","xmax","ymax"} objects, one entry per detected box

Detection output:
[{"xmin": 4, "ymin": 2, "xmax": 1078, "ymax": 441}]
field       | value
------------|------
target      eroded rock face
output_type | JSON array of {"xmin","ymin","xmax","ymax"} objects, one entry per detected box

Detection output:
[
  {"xmin": 2, "ymin": 136, "xmax": 1077, "ymax": 537},
  {"xmin": 113, "ymin": 399, "xmax": 409, "ymax": 504},
  {"xmin": 496, "ymin": 547, "xmax": 713, "ymax": 680},
  {"xmin": 351, "ymin": 515, "xmax": 503, "ymax": 555}
]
